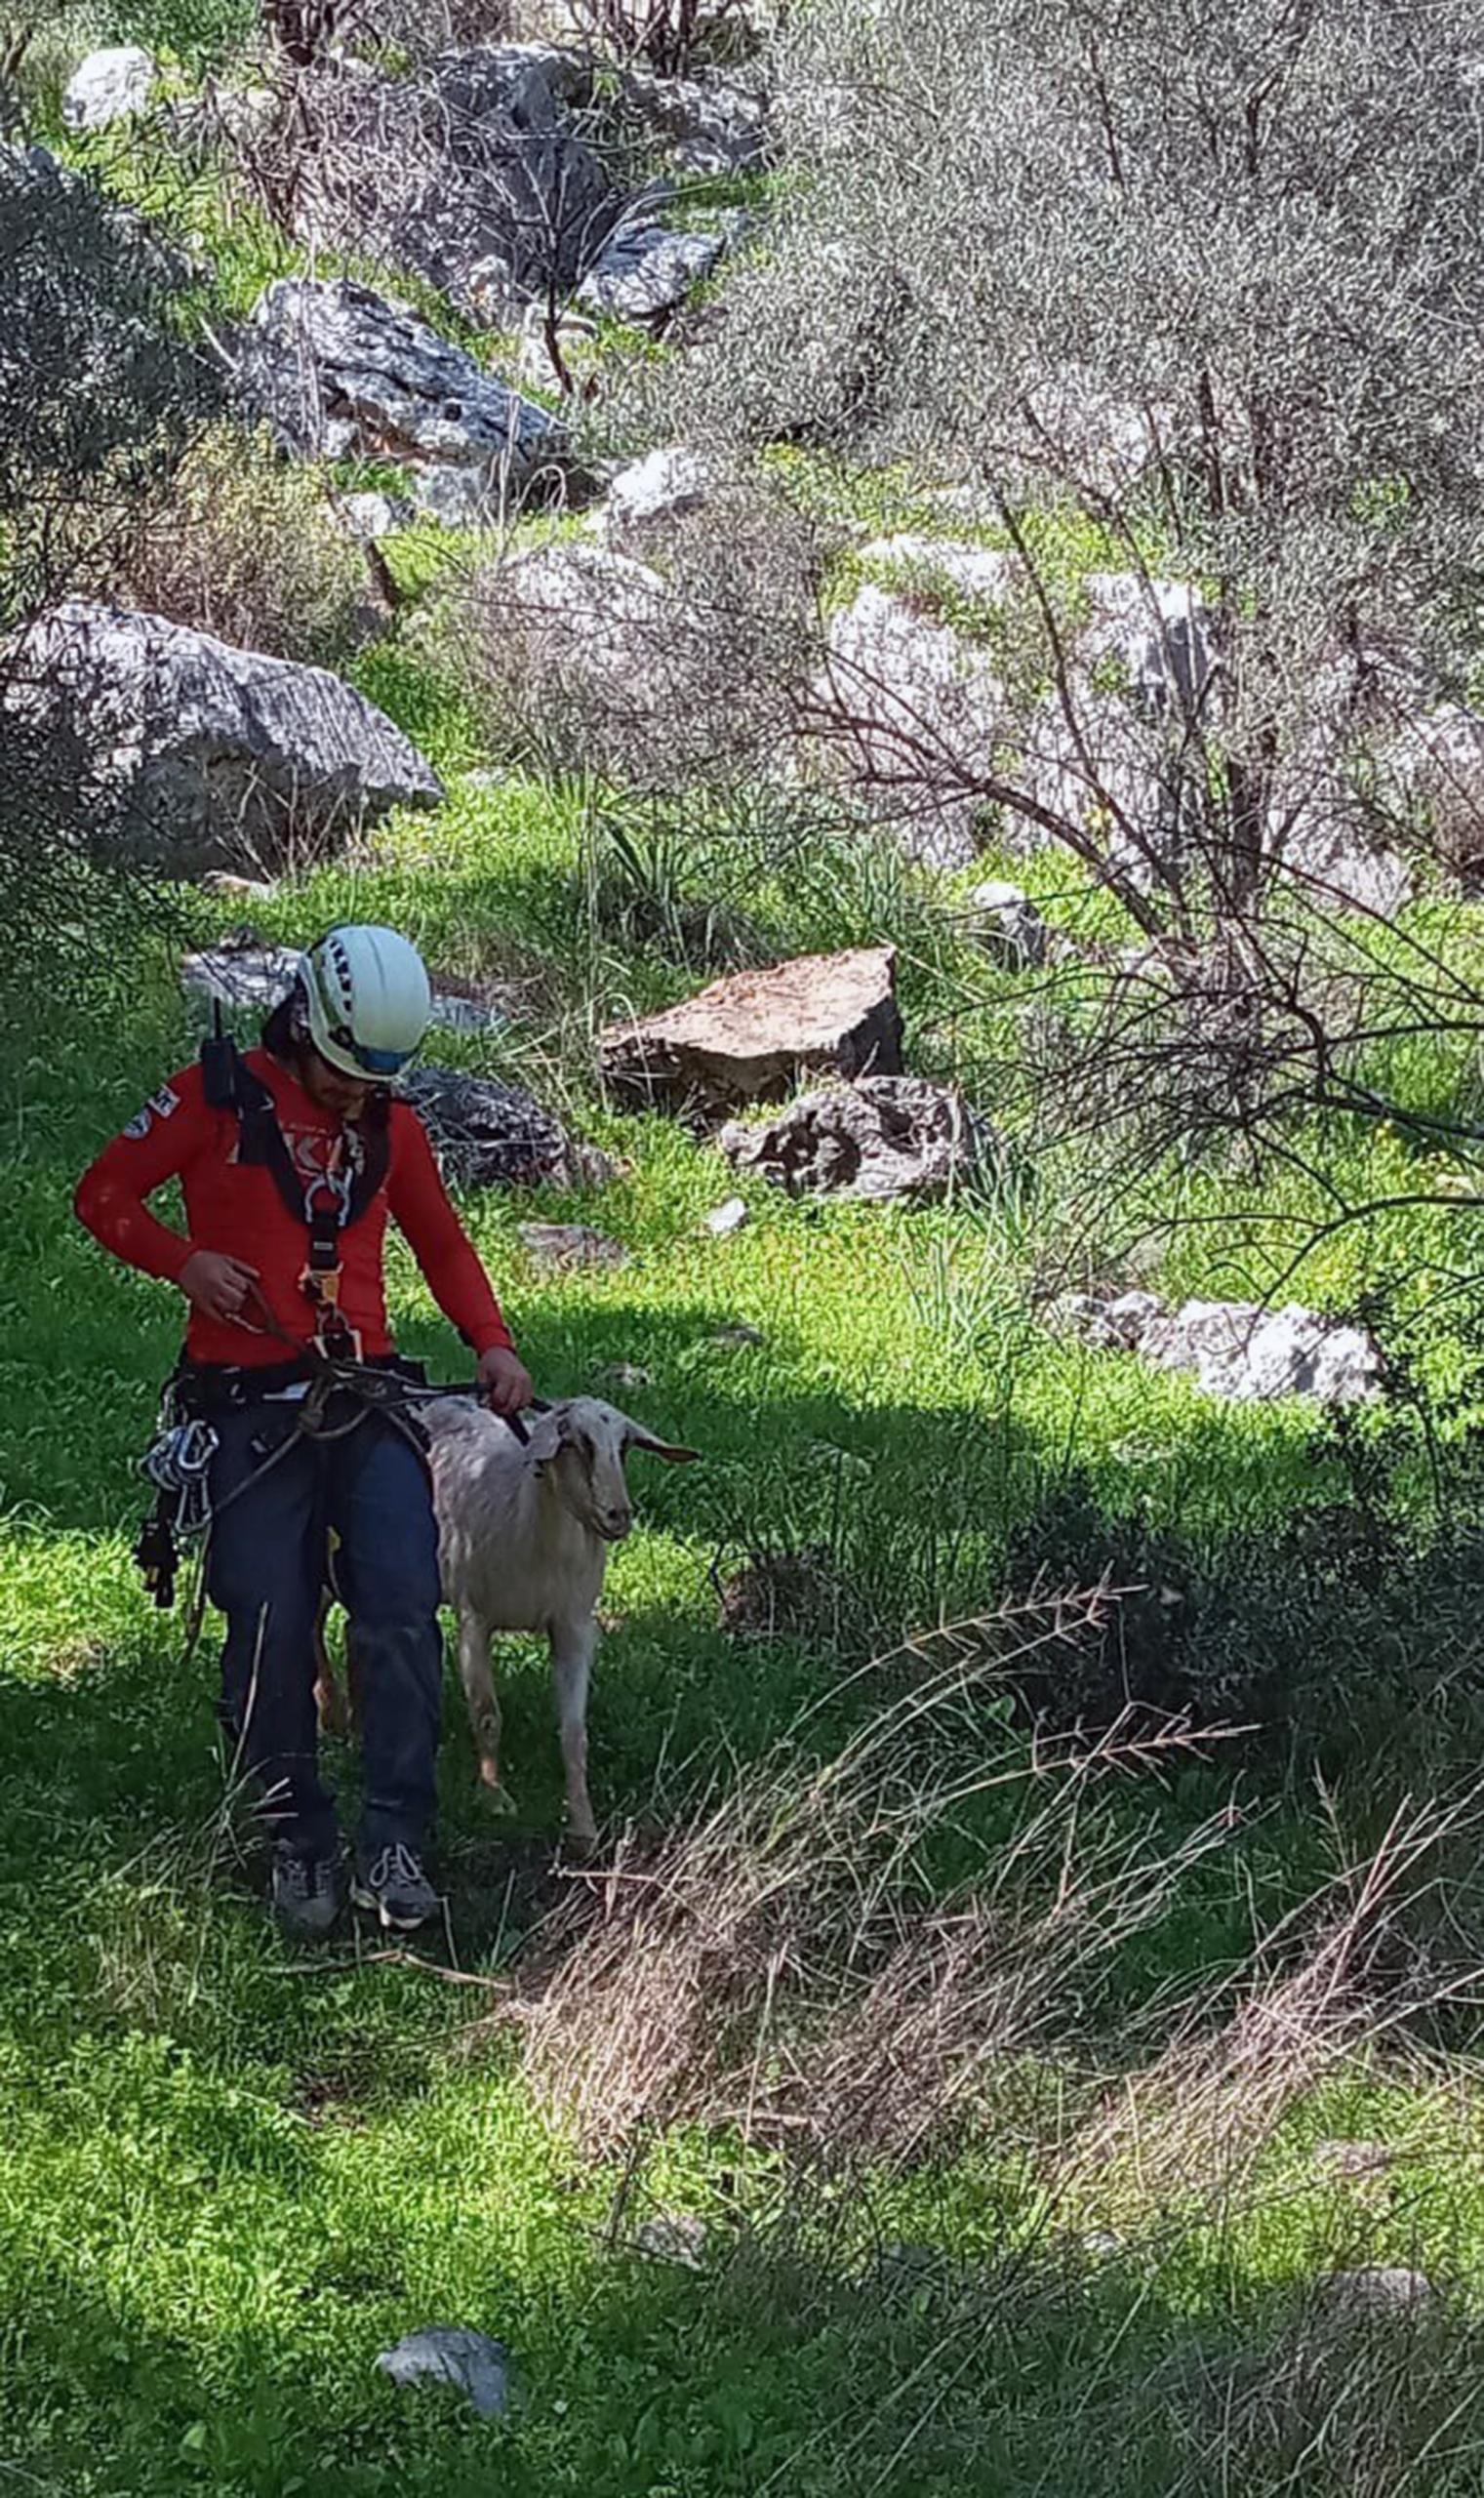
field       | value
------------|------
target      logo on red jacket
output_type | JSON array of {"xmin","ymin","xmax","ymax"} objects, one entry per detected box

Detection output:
[{"xmin": 122, "ymin": 1084, "xmax": 180, "ymax": 1141}]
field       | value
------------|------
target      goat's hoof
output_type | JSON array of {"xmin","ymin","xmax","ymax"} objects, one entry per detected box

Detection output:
[
  {"xmin": 478, "ymin": 1768, "xmax": 518, "ymax": 1816},
  {"xmin": 564, "ymin": 1824, "xmax": 599, "ymax": 1861}
]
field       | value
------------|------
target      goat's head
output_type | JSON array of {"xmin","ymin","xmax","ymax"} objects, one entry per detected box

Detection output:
[{"xmin": 523, "ymin": 1397, "xmax": 699, "ymax": 1543}]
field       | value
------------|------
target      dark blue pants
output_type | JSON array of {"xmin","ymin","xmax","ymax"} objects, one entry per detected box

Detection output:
[{"xmin": 207, "ymin": 1401, "xmax": 443, "ymax": 1859}]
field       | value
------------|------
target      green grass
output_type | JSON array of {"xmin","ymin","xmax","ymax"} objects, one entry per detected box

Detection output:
[{"xmin": 9, "ymin": 777, "xmax": 1484, "ymax": 2490}]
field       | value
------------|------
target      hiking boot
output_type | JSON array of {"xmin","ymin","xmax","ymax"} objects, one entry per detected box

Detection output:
[
  {"xmin": 270, "ymin": 1842, "xmax": 341, "ymax": 1940},
  {"xmin": 351, "ymin": 1841, "xmax": 440, "ymax": 1932}
]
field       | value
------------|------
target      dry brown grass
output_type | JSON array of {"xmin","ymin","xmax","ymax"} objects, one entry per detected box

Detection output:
[{"xmin": 515, "ymin": 1591, "xmax": 1242, "ymax": 2159}]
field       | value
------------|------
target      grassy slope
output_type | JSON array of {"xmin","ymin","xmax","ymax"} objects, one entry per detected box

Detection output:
[{"xmin": 7, "ymin": 773, "xmax": 1484, "ymax": 2494}]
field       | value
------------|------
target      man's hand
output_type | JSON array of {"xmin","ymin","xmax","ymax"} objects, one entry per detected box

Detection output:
[
  {"xmin": 180, "ymin": 1250, "xmax": 260, "ymax": 1325},
  {"xmin": 478, "ymin": 1344, "xmax": 533, "ymax": 1416}
]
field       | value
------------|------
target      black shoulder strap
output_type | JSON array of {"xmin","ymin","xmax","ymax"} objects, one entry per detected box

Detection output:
[{"xmin": 198, "ymin": 1027, "xmax": 390, "ymax": 1228}]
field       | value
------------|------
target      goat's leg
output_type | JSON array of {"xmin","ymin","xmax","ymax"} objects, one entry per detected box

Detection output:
[
  {"xmin": 312, "ymin": 1591, "xmax": 349, "ymax": 1737},
  {"xmin": 457, "ymin": 1609, "xmax": 511, "ymax": 1806},
  {"xmin": 550, "ymin": 1616, "xmax": 598, "ymax": 1852}
]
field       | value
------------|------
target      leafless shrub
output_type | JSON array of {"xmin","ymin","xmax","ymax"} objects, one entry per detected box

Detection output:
[
  {"xmin": 443, "ymin": 467, "xmax": 824, "ymax": 786},
  {"xmin": 560, "ymin": 0, "xmax": 753, "ymax": 76},
  {"xmin": 1077, "ymin": 1785, "xmax": 1484, "ymax": 2210},
  {"xmin": 624, "ymin": 0, "xmax": 1484, "ymax": 1263},
  {"xmin": 112, "ymin": 422, "xmax": 375, "ymax": 665}
]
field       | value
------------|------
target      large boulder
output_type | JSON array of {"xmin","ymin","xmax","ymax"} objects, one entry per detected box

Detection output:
[
  {"xmin": 600, "ymin": 947, "xmax": 903, "ymax": 1115},
  {"xmin": 402, "ymin": 1067, "xmax": 608, "ymax": 1189},
  {"xmin": 7, "ymin": 601, "xmax": 440, "ymax": 878},
  {"xmin": 61, "ymin": 46, "xmax": 155, "ymax": 131},
  {"xmin": 720, "ymin": 1075, "xmax": 996, "ymax": 1202},
  {"xmin": 815, "ymin": 584, "xmax": 1008, "ymax": 869},
  {"xmin": 1056, "ymin": 1290, "xmax": 1382, "ymax": 1406},
  {"xmin": 288, "ymin": 48, "xmax": 621, "ymax": 323},
  {"xmin": 243, "ymin": 279, "xmax": 564, "ymax": 525}
]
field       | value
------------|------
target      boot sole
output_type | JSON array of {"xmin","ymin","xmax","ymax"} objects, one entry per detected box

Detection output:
[{"xmin": 350, "ymin": 1879, "xmax": 437, "ymax": 1932}]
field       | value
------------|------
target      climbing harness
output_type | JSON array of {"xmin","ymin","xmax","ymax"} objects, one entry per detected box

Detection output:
[
  {"xmin": 199, "ymin": 1006, "xmax": 387, "ymax": 1360},
  {"xmin": 133, "ymin": 1338, "xmax": 533, "ymax": 1613}
]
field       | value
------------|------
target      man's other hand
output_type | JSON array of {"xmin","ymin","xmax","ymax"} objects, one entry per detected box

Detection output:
[{"xmin": 478, "ymin": 1345, "xmax": 534, "ymax": 1415}]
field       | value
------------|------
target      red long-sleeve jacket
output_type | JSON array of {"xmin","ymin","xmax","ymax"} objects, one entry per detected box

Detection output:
[{"xmin": 74, "ymin": 1050, "xmax": 514, "ymax": 1369}]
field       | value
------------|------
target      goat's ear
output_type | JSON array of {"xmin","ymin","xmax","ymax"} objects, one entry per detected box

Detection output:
[
  {"xmin": 622, "ymin": 1420, "xmax": 701, "ymax": 1465},
  {"xmin": 524, "ymin": 1409, "xmax": 567, "ymax": 1465}
]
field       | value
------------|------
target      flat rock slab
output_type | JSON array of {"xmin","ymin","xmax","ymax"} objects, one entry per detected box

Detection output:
[
  {"xmin": 1055, "ymin": 1290, "xmax": 1382, "ymax": 1406},
  {"xmin": 600, "ymin": 947, "xmax": 902, "ymax": 1116},
  {"xmin": 403, "ymin": 1068, "xmax": 605, "ymax": 1189},
  {"xmin": 375, "ymin": 2326, "xmax": 509, "ymax": 2417},
  {"xmin": 720, "ymin": 1075, "xmax": 995, "ymax": 1203},
  {"xmin": 6, "ymin": 600, "xmax": 440, "ymax": 879},
  {"xmin": 244, "ymin": 279, "xmax": 564, "ymax": 525},
  {"xmin": 518, "ymin": 1222, "xmax": 628, "ymax": 1270}
]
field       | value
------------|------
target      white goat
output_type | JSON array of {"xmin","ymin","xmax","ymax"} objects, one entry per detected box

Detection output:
[{"xmin": 315, "ymin": 1397, "xmax": 697, "ymax": 1847}]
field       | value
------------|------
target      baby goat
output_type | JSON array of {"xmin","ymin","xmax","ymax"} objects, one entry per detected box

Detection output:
[{"xmin": 315, "ymin": 1397, "xmax": 697, "ymax": 1848}]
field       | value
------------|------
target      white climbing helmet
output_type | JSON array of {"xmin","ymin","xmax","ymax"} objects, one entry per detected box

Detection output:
[{"xmin": 300, "ymin": 925, "xmax": 432, "ymax": 1079}]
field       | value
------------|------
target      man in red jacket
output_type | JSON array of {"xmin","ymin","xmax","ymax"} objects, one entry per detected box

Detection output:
[{"xmin": 76, "ymin": 925, "xmax": 533, "ymax": 1938}]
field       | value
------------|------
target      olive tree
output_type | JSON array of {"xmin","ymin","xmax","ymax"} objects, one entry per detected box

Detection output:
[
  {"xmin": 647, "ymin": 0, "xmax": 1484, "ymax": 1276},
  {"xmin": 674, "ymin": 0, "xmax": 1484, "ymax": 914}
]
